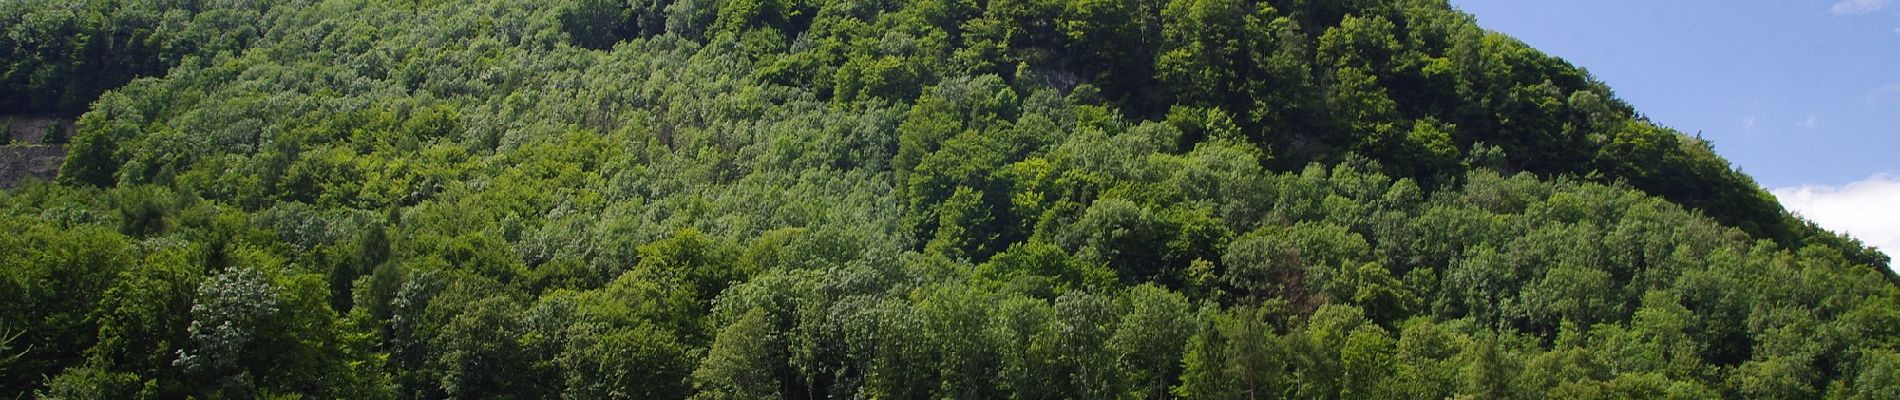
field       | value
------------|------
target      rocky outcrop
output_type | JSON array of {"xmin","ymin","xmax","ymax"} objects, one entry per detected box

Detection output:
[{"xmin": 1, "ymin": 116, "xmax": 72, "ymax": 187}]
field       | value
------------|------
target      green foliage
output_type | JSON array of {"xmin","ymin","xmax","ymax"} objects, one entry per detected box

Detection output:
[
  {"xmin": 0, "ymin": 0, "xmax": 269, "ymax": 116},
  {"xmin": 566, "ymin": 322, "xmax": 694, "ymax": 399},
  {"xmin": 1176, "ymin": 304, "xmax": 1285, "ymax": 399},
  {"xmin": 693, "ymin": 308, "xmax": 778, "ymax": 400},
  {"xmin": 1111, "ymin": 284, "xmax": 1195, "ymax": 399},
  {"xmin": 0, "ymin": 217, "xmax": 135, "ymax": 394},
  {"xmin": 0, "ymin": 0, "xmax": 1894, "ymax": 397},
  {"xmin": 38, "ymin": 367, "xmax": 145, "ymax": 400}
]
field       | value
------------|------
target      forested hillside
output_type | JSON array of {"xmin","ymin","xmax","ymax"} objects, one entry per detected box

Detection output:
[{"xmin": 3, "ymin": 0, "xmax": 1896, "ymax": 398}]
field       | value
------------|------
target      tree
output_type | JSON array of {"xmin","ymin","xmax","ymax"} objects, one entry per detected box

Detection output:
[
  {"xmin": 1175, "ymin": 305, "xmax": 1285, "ymax": 399},
  {"xmin": 1053, "ymin": 291, "xmax": 1122, "ymax": 399},
  {"xmin": 1223, "ymin": 229, "xmax": 1308, "ymax": 304},
  {"xmin": 1110, "ymin": 284, "xmax": 1194, "ymax": 400},
  {"xmin": 637, "ymin": 228, "xmax": 748, "ymax": 311},
  {"xmin": 1156, "ymin": 0, "xmax": 1250, "ymax": 107},
  {"xmin": 0, "ymin": 221, "xmax": 135, "ymax": 394},
  {"xmin": 37, "ymin": 367, "xmax": 144, "ymax": 400},
  {"xmin": 1836, "ymin": 350, "xmax": 1900, "ymax": 400},
  {"xmin": 176, "ymin": 266, "xmax": 281, "ymax": 397},
  {"xmin": 566, "ymin": 323, "xmax": 694, "ymax": 400},
  {"xmin": 428, "ymin": 295, "xmax": 544, "ymax": 398},
  {"xmin": 561, "ymin": 0, "xmax": 637, "ymax": 50},
  {"xmin": 990, "ymin": 295, "xmax": 1062, "ymax": 399},
  {"xmin": 1339, "ymin": 324, "xmax": 1398, "ymax": 398},
  {"xmin": 693, "ymin": 308, "xmax": 779, "ymax": 399},
  {"xmin": 977, "ymin": 240, "xmax": 1115, "ymax": 298},
  {"xmin": 57, "ymin": 98, "xmax": 138, "ymax": 187},
  {"xmin": 1067, "ymin": 198, "xmax": 1168, "ymax": 283}
]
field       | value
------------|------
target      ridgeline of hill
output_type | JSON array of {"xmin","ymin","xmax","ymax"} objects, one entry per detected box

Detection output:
[{"xmin": 3, "ymin": 0, "xmax": 1895, "ymax": 398}]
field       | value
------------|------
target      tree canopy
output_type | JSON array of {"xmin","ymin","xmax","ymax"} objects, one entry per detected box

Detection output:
[{"xmin": 2, "ymin": 0, "xmax": 1895, "ymax": 398}]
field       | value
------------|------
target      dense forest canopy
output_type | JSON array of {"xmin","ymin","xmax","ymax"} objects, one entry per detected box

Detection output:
[{"xmin": 2, "ymin": 0, "xmax": 1896, "ymax": 398}]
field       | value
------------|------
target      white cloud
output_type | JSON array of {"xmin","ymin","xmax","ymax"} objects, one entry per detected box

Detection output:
[
  {"xmin": 1832, "ymin": 0, "xmax": 1890, "ymax": 15},
  {"xmin": 1797, "ymin": 113, "xmax": 1819, "ymax": 129},
  {"xmin": 1742, "ymin": 115, "xmax": 1758, "ymax": 131},
  {"xmin": 1774, "ymin": 173, "xmax": 1900, "ymax": 270}
]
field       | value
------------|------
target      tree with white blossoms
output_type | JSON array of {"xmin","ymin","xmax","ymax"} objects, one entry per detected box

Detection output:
[{"xmin": 175, "ymin": 266, "xmax": 281, "ymax": 397}]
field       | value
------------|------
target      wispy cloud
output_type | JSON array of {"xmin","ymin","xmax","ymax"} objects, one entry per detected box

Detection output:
[
  {"xmin": 1797, "ymin": 113, "xmax": 1819, "ymax": 129},
  {"xmin": 1870, "ymin": 84, "xmax": 1900, "ymax": 104},
  {"xmin": 1775, "ymin": 173, "xmax": 1900, "ymax": 271},
  {"xmin": 1742, "ymin": 115, "xmax": 1758, "ymax": 131},
  {"xmin": 1832, "ymin": 0, "xmax": 1890, "ymax": 15}
]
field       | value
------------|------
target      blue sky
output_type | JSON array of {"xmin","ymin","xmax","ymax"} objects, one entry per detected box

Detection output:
[{"xmin": 1450, "ymin": 0, "xmax": 1900, "ymax": 261}]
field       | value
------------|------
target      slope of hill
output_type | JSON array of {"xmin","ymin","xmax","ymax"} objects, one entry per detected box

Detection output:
[{"xmin": 2, "ymin": 0, "xmax": 1896, "ymax": 398}]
